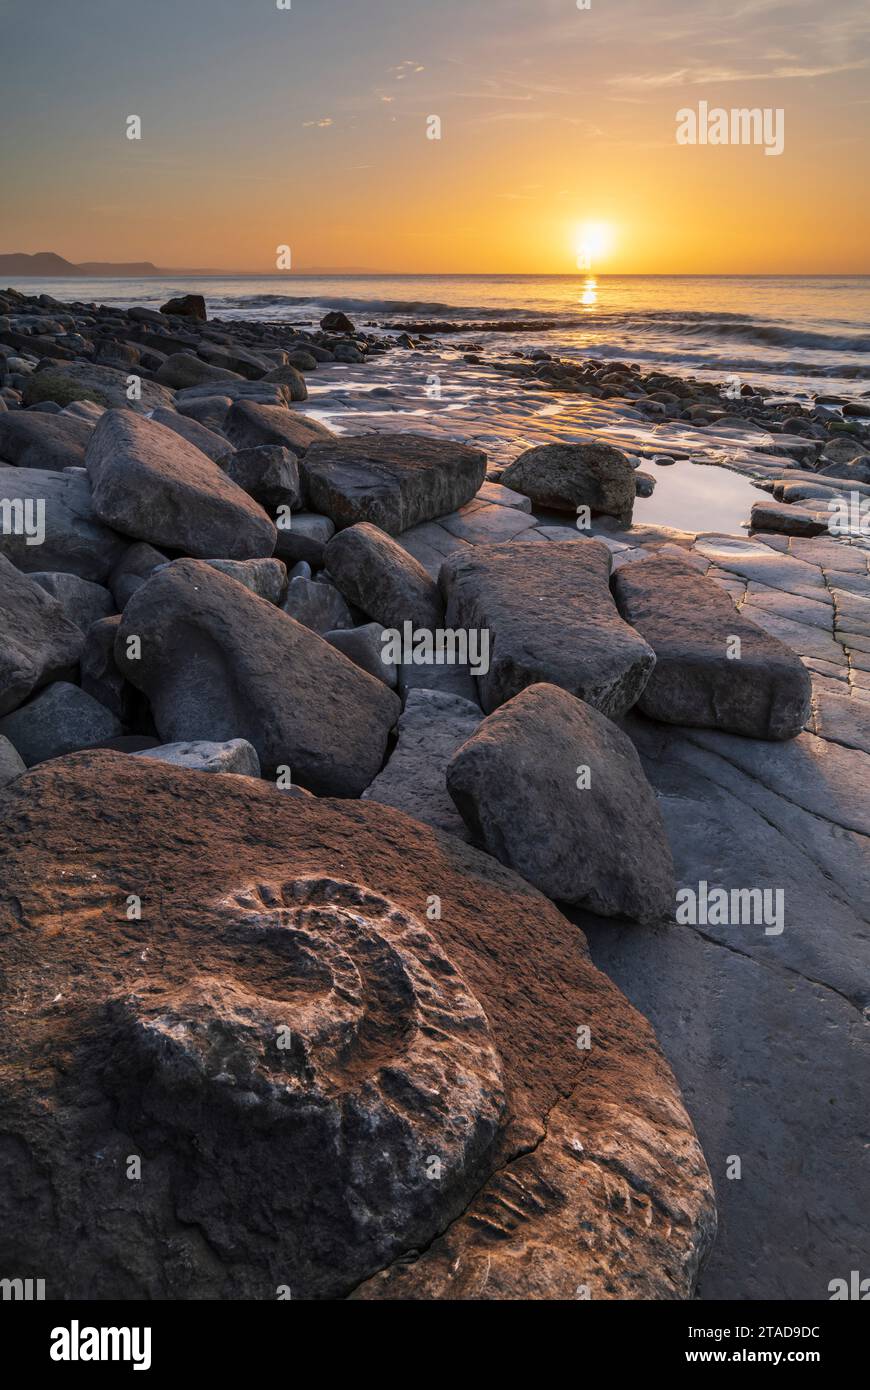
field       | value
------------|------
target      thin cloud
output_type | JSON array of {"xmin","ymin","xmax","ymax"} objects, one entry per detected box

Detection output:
[{"xmin": 612, "ymin": 58, "xmax": 869, "ymax": 88}]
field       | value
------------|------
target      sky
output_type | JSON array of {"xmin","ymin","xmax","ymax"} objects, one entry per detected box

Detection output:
[{"xmin": 1, "ymin": 0, "xmax": 868, "ymax": 273}]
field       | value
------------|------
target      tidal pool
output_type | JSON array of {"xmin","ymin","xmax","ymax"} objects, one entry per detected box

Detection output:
[{"xmin": 633, "ymin": 459, "xmax": 766, "ymax": 535}]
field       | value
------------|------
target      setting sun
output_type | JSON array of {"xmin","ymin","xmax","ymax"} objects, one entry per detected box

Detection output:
[{"xmin": 575, "ymin": 222, "xmax": 614, "ymax": 272}]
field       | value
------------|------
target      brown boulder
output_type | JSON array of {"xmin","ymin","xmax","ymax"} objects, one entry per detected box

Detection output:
[{"xmin": 0, "ymin": 752, "xmax": 715, "ymax": 1299}]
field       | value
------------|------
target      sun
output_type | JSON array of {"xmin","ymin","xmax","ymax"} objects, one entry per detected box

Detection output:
[{"xmin": 575, "ymin": 221, "xmax": 614, "ymax": 271}]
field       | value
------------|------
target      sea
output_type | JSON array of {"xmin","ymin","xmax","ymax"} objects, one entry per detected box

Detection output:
[
  {"xmin": 7, "ymin": 273, "xmax": 870, "ymax": 400},
  {"xmin": 7, "ymin": 273, "xmax": 869, "ymax": 533}
]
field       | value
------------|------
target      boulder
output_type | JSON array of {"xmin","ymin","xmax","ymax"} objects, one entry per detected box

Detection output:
[
  {"xmin": 0, "ymin": 681, "xmax": 122, "ymax": 764},
  {"xmin": 272, "ymin": 511, "xmax": 334, "ymax": 567},
  {"xmin": 259, "ymin": 363, "xmax": 308, "ymax": 400},
  {"xmin": 500, "ymin": 442, "xmax": 637, "ymax": 520},
  {"xmin": 446, "ymin": 683, "xmax": 675, "ymax": 922},
  {"xmin": 818, "ymin": 457, "xmax": 870, "ymax": 486},
  {"xmin": 0, "ymin": 556, "xmax": 85, "ymax": 715},
  {"xmin": 325, "ymin": 522, "xmax": 443, "ymax": 629},
  {"xmin": 0, "ymin": 734, "xmax": 25, "ymax": 787},
  {"xmin": 301, "ymin": 434, "xmax": 487, "ymax": 535},
  {"xmin": 155, "ymin": 354, "xmax": 244, "ymax": 390},
  {"xmin": 611, "ymin": 553, "xmax": 812, "ymax": 740},
  {"xmin": 222, "ymin": 444, "xmax": 301, "ymax": 513},
  {"xmin": 0, "ymin": 466, "xmax": 127, "ymax": 581},
  {"xmin": 116, "ymin": 559, "xmax": 400, "ymax": 794},
  {"xmin": 320, "ymin": 310, "xmax": 356, "ymax": 333},
  {"xmin": 85, "ymin": 410, "xmax": 276, "ymax": 559},
  {"xmin": 160, "ymin": 293, "xmax": 207, "ymax": 320},
  {"xmin": 109, "ymin": 542, "xmax": 169, "ymax": 609},
  {"xmin": 203, "ymin": 557, "xmax": 287, "ymax": 604},
  {"xmin": 175, "ymin": 395, "xmax": 232, "ymax": 432},
  {"xmin": 197, "ymin": 344, "xmax": 272, "ymax": 381},
  {"xmin": 325, "ymin": 622, "xmax": 397, "ymax": 688},
  {"xmin": 440, "ymin": 539, "xmax": 655, "ymax": 717},
  {"xmin": 224, "ymin": 400, "xmax": 335, "ymax": 454},
  {"xmin": 0, "ymin": 411, "xmax": 92, "ymax": 471},
  {"xmin": 280, "ymin": 575, "xmax": 355, "ymax": 634},
  {"xmin": 134, "ymin": 738, "xmax": 260, "ymax": 777},
  {"xmin": 363, "ymin": 690, "xmax": 483, "ymax": 840},
  {"xmin": 148, "ymin": 407, "xmax": 231, "ymax": 463},
  {"xmin": 22, "ymin": 362, "xmax": 174, "ymax": 412},
  {"xmin": 30, "ymin": 571, "xmax": 114, "ymax": 632},
  {"xmin": 0, "ymin": 750, "xmax": 714, "ymax": 1299},
  {"xmin": 80, "ymin": 615, "xmax": 131, "ymax": 721}
]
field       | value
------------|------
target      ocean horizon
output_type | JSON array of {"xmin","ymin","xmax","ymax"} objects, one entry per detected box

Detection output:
[{"xmin": 10, "ymin": 272, "xmax": 870, "ymax": 398}]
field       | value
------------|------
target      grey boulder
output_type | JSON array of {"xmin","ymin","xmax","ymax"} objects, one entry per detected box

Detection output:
[
  {"xmin": 85, "ymin": 410, "xmax": 276, "ymax": 559},
  {"xmin": 0, "ymin": 681, "xmax": 122, "ymax": 765},
  {"xmin": 272, "ymin": 512, "xmax": 334, "ymax": 567},
  {"xmin": 0, "ymin": 411, "xmax": 93, "ymax": 471},
  {"xmin": 446, "ymin": 682, "xmax": 675, "ymax": 922},
  {"xmin": 281, "ymin": 575, "xmax": 355, "ymax": 634},
  {"xmin": 116, "ymin": 559, "xmax": 400, "ymax": 794},
  {"xmin": 148, "ymin": 407, "xmax": 231, "ymax": 463},
  {"xmin": 109, "ymin": 542, "xmax": 169, "ymax": 609},
  {"xmin": 0, "ymin": 466, "xmax": 127, "ymax": 581},
  {"xmin": 500, "ymin": 442, "xmax": 637, "ymax": 520},
  {"xmin": 325, "ymin": 522, "xmax": 443, "ymax": 629},
  {"xmin": 221, "ymin": 445, "xmax": 301, "ymax": 513},
  {"xmin": 259, "ymin": 363, "xmax": 308, "ymax": 400},
  {"xmin": 155, "ymin": 353, "xmax": 244, "ymax": 390},
  {"xmin": 133, "ymin": 738, "xmax": 260, "ymax": 777},
  {"xmin": 0, "ymin": 734, "xmax": 26, "ymax": 787},
  {"xmin": 30, "ymin": 571, "xmax": 114, "ymax": 632},
  {"xmin": 0, "ymin": 555, "xmax": 85, "ymax": 715},
  {"xmin": 224, "ymin": 400, "xmax": 335, "ymax": 454},
  {"xmin": 0, "ymin": 556, "xmax": 84, "ymax": 717},
  {"xmin": 301, "ymin": 433, "xmax": 487, "ymax": 534},
  {"xmin": 611, "ymin": 553, "xmax": 812, "ymax": 740},
  {"xmin": 440, "ymin": 539, "xmax": 655, "ymax": 717},
  {"xmin": 203, "ymin": 557, "xmax": 287, "ymax": 604},
  {"xmin": 325, "ymin": 622, "xmax": 397, "ymax": 688}
]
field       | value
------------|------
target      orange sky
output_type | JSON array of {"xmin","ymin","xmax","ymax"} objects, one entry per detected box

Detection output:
[{"xmin": 4, "ymin": 0, "xmax": 869, "ymax": 273}]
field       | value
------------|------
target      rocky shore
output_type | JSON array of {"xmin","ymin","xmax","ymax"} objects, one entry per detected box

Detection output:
[{"xmin": 0, "ymin": 288, "xmax": 867, "ymax": 1300}]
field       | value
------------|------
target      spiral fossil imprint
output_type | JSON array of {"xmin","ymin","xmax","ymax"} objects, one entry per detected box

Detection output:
[{"xmin": 109, "ymin": 876, "xmax": 508, "ymax": 1294}]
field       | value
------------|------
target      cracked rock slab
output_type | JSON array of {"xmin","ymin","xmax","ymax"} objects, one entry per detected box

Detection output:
[
  {"xmin": 363, "ymin": 689, "xmax": 483, "ymax": 840},
  {"xmin": 301, "ymin": 434, "xmax": 487, "ymax": 535},
  {"xmin": 440, "ymin": 539, "xmax": 655, "ymax": 717},
  {"xmin": 612, "ymin": 553, "xmax": 812, "ymax": 740}
]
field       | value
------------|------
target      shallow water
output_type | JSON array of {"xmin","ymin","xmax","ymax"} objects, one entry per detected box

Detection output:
[{"xmin": 632, "ymin": 459, "xmax": 765, "ymax": 535}]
